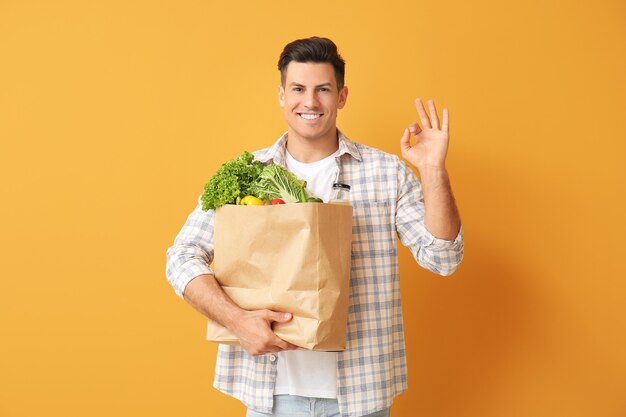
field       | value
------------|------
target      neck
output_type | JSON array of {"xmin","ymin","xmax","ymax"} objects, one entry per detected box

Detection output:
[{"xmin": 285, "ymin": 129, "xmax": 339, "ymax": 163}]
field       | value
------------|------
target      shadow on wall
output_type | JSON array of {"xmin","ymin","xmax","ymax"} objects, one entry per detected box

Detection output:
[
  {"xmin": 391, "ymin": 164, "xmax": 556, "ymax": 417},
  {"xmin": 394, "ymin": 245, "xmax": 546, "ymax": 417}
]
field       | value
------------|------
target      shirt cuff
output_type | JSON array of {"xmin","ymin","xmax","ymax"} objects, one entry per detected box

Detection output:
[
  {"xmin": 172, "ymin": 260, "xmax": 214, "ymax": 299},
  {"xmin": 423, "ymin": 225, "xmax": 464, "ymax": 249}
]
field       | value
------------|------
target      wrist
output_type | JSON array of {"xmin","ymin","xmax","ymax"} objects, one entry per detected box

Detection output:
[
  {"xmin": 223, "ymin": 307, "xmax": 247, "ymax": 332},
  {"xmin": 417, "ymin": 165, "xmax": 449, "ymax": 180}
]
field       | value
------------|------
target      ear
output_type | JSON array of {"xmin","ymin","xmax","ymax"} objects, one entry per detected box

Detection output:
[
  {"xmin": 278, "ymin": 85, "xmax": 285, "ymax": 107},
  {"xmin": 337, "ymin": 86, "xmax": 348, "ymax": 109}
]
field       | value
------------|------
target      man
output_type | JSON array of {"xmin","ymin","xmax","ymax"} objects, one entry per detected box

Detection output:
[{"xmin": 166, "ymin": 37, "xmax": 463, "ymax": 417}]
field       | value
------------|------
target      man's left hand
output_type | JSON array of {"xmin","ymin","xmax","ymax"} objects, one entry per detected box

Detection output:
[{"xmin": 400, "ymin": 98, "xmax": 450, "ymax": 172}]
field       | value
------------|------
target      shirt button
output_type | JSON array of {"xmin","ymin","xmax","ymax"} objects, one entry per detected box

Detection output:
[{"xmin": 269, "ymin": 354, "xmax": 277, "ymax": 362}]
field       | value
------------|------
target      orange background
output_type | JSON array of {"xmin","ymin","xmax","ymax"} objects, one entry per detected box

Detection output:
[{"xmin": 1, "ymin": 1, "xmax": 625, "ymax": 416}]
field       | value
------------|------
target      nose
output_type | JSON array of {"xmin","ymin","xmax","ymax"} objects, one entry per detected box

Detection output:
[{"xmin": 303, "ymin": 90, "xmax": 319, "ymax": 108}]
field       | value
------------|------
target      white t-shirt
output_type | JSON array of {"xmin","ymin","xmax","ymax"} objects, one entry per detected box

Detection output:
[{"xmin": 274, "ymin": 148, "xmax": 340, "ymax": 399}]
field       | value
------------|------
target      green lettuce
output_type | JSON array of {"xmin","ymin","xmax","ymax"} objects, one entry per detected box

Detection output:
[{"xmin": 201, "ymin": 151, "xmax": 264, "ymax": 210}]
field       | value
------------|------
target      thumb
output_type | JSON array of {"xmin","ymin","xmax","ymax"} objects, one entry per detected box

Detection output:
[{"xmin": 266, "ymin": 310, "xmax": 292, "ymax": 323}]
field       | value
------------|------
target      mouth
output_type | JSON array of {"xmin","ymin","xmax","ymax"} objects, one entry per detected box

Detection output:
[{"xmin": 297, "ymin": 113, "xmax": 323, "ymax": 120}]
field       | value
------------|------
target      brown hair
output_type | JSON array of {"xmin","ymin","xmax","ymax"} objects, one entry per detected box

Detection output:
[{"xmin": 278, "ymin": 37, "xmax": 346, "ymax": 89}]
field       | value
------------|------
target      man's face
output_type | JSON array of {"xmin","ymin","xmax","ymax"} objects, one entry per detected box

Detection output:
[{"xmin": 278, "ymin": 62, "xmax": 348, "ymax": 143}]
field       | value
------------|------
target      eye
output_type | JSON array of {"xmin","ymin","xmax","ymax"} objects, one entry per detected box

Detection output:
[
  {"xmin": 292, "ymin": 87, "xmax": 303, "ymax": 92},
  {"xmin": 318, "ymin": 87, "xmax": 330, "ymax": 92}
]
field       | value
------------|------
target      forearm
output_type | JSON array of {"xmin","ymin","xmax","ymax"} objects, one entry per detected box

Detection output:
[
  {"xmin": 419, "ymin": 167, "xmax": 461, "ymax": 240},
  {"xmin": 182, "ymin": 274, "xmax": 244, "ymax": 330}
]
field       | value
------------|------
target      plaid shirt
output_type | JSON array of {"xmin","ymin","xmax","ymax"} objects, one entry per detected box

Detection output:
[{"xmin": 166, "ymin": 131, "xmax": 464, "ymax": 417}]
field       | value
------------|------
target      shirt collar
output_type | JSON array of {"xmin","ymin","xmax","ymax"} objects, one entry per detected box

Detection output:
[{"xmin": 256, "ymin": 129, "xmax": 362, "ymax": 165}]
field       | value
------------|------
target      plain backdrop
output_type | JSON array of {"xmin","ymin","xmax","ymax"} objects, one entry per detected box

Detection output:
[{"xmin": 1, "ymin": 1, "xmax": 625, "ymax": 416}]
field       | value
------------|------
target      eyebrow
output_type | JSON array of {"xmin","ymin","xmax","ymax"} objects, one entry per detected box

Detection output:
[{"xmin": 289, "ymin": 82, "xmax": 334, "ymax": 89}]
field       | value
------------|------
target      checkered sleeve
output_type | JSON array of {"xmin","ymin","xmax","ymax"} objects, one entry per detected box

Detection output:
[
  {"xmin": 395, "ymin": 160, "xmax": 464, "ymax": 276},
  {"xmin": 165, "ymin": 196, "xmax": 216, "ymax": 298}
]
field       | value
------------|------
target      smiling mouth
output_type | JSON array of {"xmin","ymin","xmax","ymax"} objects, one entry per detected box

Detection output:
[{"xmin": 297, "ymin": 113, "xmax": 323, "ymax": 120}]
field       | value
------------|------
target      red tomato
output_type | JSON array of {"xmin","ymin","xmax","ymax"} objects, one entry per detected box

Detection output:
[{"xmin": 270, "ymin": 199, "xmax": 286, "ymax": 205}]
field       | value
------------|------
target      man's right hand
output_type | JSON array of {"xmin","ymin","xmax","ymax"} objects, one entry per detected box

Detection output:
[
  {"xmin": 228, "ymin": 309, "xmax": 299, "ymax": 356},
  {"xmin": 182, "ymin": 274, "xmax": 299, "ymax": 356}
]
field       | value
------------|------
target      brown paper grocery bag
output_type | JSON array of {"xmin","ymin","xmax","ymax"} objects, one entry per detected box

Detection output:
[{"xmin": 206, "ymin": 203, "xmax": 353, "ymax": 351}]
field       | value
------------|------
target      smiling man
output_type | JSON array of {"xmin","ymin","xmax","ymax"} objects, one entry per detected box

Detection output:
[
  {"xmin": 278, "ymin": 60, "xmax": 348, "ymax": 162},
  {"xmin": 166, "ymin": 37, "xmax": 464, "ymax": 417}
]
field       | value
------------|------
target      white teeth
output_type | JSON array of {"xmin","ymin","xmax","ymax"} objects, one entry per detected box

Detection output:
[{"xmin": 299, "ymin": 113, "xmax": 321, "ymax": 120}]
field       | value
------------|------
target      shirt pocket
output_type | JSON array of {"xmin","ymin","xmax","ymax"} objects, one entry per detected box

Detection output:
[{"xmin": 350, "ymin": 201, "xmax": 396, "ymax": 259}]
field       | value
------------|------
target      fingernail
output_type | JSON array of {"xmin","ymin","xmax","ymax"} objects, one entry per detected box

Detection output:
[{"xmin": 283, "ymin": 313, "xmax": 291, "ymax": 320}]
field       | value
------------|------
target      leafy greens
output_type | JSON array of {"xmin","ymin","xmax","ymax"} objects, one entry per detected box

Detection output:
[
  {"xmin": 249, "ymin": 164, "xmax": 310, "ymax": 204},
  {"xmin": 201, "ymin": 151, "xmax": 264, "ymax": 211}
]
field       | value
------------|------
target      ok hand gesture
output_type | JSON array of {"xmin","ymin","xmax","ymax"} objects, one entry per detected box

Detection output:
[{"xmin": 400, "ymin": 98, "xmax": 450, "ymax": 172}]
